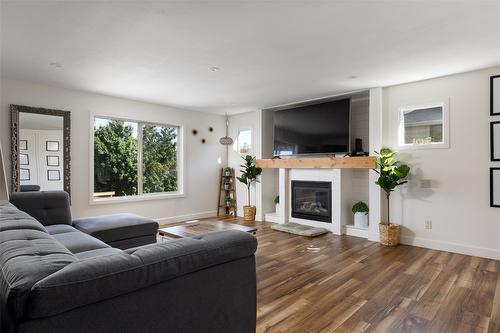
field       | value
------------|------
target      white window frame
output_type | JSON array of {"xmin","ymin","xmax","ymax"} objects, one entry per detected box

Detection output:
[
  {"xmin": 234, "ymin": 127, "xmax": 253, "ymax": 155},
  {"xmin": 89, "ymin": 114, "xmax": 185, "ymax": 205},
  {"xmin": 397, "ymin": 99, "xmax": 450, "ymax": 150}
]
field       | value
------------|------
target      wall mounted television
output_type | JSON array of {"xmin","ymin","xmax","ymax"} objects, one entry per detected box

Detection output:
[{"xmin": 273, "ymin": 98, "xmax": 351, "ymax": 156}]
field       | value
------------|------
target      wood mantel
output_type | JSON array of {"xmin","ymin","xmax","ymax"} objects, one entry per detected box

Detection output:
[{"xmin": 256, "ymin": 156, "xmax": 376, "ymax": 169}]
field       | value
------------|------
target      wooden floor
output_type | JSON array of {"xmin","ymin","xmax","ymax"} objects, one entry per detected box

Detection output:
[{"xmin": 213, "ymin": 216, "xmax": 500, "ymax": 333}]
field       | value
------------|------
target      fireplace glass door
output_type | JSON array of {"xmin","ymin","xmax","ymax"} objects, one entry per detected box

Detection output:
[{"xmin": 291, "ymin": 181, "xmax": 332, "ymax": 223}]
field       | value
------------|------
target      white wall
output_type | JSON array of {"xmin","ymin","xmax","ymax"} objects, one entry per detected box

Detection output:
[
  {"xmin": 382, "ymin": 65, "xmax": 500, "ymax": 259},
  {"xmin": 0, "ymin": 78, "xmax": 226, "ymax": 222},
  {"xmin": 228, "ymin": 111, "xmax": 263, "ymax": 219}
]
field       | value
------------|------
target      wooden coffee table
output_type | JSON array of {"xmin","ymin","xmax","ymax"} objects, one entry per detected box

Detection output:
[{"xmin": 158, "ymin": 219, "xmax": 257, "ymax": 239}]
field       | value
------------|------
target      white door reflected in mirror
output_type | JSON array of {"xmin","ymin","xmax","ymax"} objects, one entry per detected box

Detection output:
[{"xmin": 19, "ymin": 113, "xmax": 64, "ymax": 191}]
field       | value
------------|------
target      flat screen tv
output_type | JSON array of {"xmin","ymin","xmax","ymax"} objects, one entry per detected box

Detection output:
[{"xmin": 273, "ymin": 98, "xmax": 350, "ymax": 156}]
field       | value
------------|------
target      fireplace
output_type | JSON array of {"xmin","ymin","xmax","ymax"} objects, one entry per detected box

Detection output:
[{"xmin": 291, "ymin": 181, "xmax": 332, "ymax": 223}]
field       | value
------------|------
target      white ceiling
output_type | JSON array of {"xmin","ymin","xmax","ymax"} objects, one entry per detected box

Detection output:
[{"xmin": 2, "ymin": 1, "xmax": 500, "ymax": 115}]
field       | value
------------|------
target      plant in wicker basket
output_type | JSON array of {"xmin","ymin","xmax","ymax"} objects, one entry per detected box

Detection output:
[
  {"xmin": 374, "ymin": 148, "xmax": 410, "ymax": 246},
  {"xmin": 237, "ymin": 155, "xmax": 262, "ymax": 221}
]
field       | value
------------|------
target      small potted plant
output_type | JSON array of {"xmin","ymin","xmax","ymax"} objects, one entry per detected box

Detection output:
[
  {"xmin": 274, "ymin": 195, "xmax": 280, "ymax": 213},
  {"xmin": 223, "ymin": 179, "xmax": 230, "ymax": 190},
  {"xmin": 237, "ymin": 155, "xmax": 262, "ymax": 221},
  {"xmin": 224, "ymin": 196, "xmax": 233, "ymax": 207},
  {"xmin": 224, "ymin": 167, "xmax": 232, "ymax": 176},
  {"xmin": 374, "ymin": 148, "xmax": 410, "ymax": 246},
  {"xmin": 352, "ymin": 201, "xmax": 369, "ymax": 228}
]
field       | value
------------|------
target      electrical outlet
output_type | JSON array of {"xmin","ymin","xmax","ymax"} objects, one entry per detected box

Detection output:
[{"xmin": 425, "ymin": 220, "xmax": 432, "ymax": 229}]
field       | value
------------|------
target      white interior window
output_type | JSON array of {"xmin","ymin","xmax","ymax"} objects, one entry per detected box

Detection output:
[
  {"xmin": 91, "ymin": 116, "xmax": 183, "ymax": 203},
  {"xmin": 236, "ymin": 128, "xmax": 252, "ymax": 154},
  {"xmin": 398, "ymin": 101, "xmax": 449, "ymax": 149}
]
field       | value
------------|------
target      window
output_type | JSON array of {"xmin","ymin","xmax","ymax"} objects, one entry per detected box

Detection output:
[
  {"xmin": 93, "ymin": 117, "xmax": 181, "ymax": 201},
  {"xmin": 236, "ymin": 128, "xmax": 252, "ymax": 154},
  {"xmin": 398, "ymin": 101, "xmax": 449, "ymax": 149}
]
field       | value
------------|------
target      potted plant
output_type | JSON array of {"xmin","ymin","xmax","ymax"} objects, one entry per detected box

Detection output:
[
  {"xmin": 352, "ymin": 201, "xmax": 369, "ymax": 228},
  {"xmin": 223, "ymin": 167, "xmax": 232, "ymax": 176},
  {"xmin": 274, "ymin": 195, "xmax": 280, "ymax": 214},
  {"xmin": 237, "ymin": 155, "xmax": 262, "ymax": 221},
  {"xmin": 224, "ymin": 196, "xmax": 233, "ymax": 207},
  {"xmin": 374, "ymin": 148, "xmax": 410, "ymax": 246},
  {"xmin": 223, "ymin": 179, "xmax": 230, "ymax": 190}
]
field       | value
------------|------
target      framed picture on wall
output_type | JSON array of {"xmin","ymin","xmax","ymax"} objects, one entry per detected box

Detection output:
[
  {"xmin": 47, "ymin": 170, "xmax": 61, "ymax": 181},
  {"xmin": 491, "ymin": 121, "xmax": 500, "ymax": 161},
  {"xmin": 46, "ymin": 141, "xmax": 59, "ymax": 152},
  {"xmin": 19, "ymin": 140, "xmax": 28, "ymax": 150},
  {"xmin": 46, "ymin": 155, "xmax": 60, "ymax": 167},
  {"xmin": 20, "ymin": 168, "xmax": 30, "ymax": 181},
  {"xmin": 491, "ymin": 75, "xmax": 500, "ymax": 116},
  {"xmin": 19, "ymin": 153, "xmax": 29, "ymax": 166},
  {"xmin": 491, "ymin": 168, "xmax": 500, "ymax": 207}
]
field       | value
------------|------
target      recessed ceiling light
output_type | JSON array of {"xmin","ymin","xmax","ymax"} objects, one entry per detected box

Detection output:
[
  {"xmin": 49, "ymin": 62, "xmax": 62, "ymax": 68},
  {"xmin": 209, "ymin": 66, "xmax": 220, "ymax": 72}
]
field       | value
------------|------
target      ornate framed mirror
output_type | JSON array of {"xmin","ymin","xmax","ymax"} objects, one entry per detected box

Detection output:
[{"xmin": 10, "ymin": 105, "xmax": 71, "ymax": 197}]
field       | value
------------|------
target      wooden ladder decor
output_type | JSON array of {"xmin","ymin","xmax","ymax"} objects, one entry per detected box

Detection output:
[{"xmin": 217, "ymin": 167, "xmax": 237, "ymax": 217}]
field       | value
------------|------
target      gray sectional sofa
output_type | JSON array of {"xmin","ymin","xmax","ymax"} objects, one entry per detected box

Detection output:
[{"xmin": 0, "ymin": 191, "xmax": 257, "ymax": 333}]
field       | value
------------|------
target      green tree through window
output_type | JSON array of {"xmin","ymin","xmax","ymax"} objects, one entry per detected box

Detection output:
[
  {"xmin": 93, "ymin": 117, "xmax": 179, "ymax": 198},
  {"xmin": 142, "ymin": 124, "xmax": 178, "ymax": 193}
]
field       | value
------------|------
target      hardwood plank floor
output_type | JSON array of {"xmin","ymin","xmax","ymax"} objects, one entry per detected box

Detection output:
[{"xmin": 191, "ymin": 217, "xmax": 500, "ymax": 332}]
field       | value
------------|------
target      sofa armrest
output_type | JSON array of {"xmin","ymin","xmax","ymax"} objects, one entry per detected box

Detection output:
[{"xmin": 28, "ymin": 230, "xmax": 257, "ymax": 319}]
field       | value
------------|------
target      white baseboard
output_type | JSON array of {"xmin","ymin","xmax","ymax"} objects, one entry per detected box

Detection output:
[
  {"xmin": 156, "ymin": 210, "xmax": 217, "ymax": 225},
  {"xmin": 344, "ymin": 225, "xmax": 368, "ymax": 238},
  {"xmin": 400, "ymin": 235, "xmax": 500, "ymax": 261},
  {"xmin": 264, "ymin": 212, "xmax": 279, "ymax": 223}
]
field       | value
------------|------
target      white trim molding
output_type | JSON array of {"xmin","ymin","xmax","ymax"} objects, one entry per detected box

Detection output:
[
  {"xmin": 155, "ymin": 210, "xmax": 217, "ymax": 225},
  {"xmin": 400, "ymin": 235, "xmax": 500, "ymax": 261}
]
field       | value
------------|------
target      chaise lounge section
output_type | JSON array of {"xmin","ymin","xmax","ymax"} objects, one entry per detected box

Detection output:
[{"xmin": 9, "ymin": 191, "xmax": 159, "ymax": 250}]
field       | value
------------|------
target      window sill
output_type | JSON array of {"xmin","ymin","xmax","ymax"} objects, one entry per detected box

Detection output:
[
  {"xmin": 397, "ymin": 142, "xmax": 449, "ymax": 150},
  {"xmin": 90, "ymin": 192, "xmax": 185, "ymax": 205}
]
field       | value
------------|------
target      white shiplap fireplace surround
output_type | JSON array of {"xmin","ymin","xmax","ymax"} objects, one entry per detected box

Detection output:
[{"xmin": 278, "ymin": 168, "xmax": 342, "ymax": 234}]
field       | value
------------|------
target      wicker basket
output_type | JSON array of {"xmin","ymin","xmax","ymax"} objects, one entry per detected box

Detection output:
[
  {"xmin": 243, "ymin": 206, "xmax": 256, "ymax": 222},
  {"xmin": 379, "ymin": 223, "xmax": 400, "ymax": 246}
]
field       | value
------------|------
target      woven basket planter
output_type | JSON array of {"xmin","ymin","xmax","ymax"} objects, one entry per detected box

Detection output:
[
  {"xmin": 379, "ymin": 223, "xmax": 400, "ymax": 246},
  {"xmin": 243, "ymin": 206, "xmax": 256, "ymax": 222}
]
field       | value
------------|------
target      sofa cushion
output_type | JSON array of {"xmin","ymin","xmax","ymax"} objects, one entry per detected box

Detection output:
[
  {"xmin": 72, "ymin": 213, "xmax": 158, "ymax": 244},
  {"xmin": 52, "ymin": 231, "xmax": 110, "ymax": 254},
  {"xmin": 75, "ymin": 248, "xmax": 123, "ymax": 260},
  {"xmin": 9, "ymin": 191, "xmax": 72, "ymax": 226},
  {"xmin": 28, "ymin": 230, "xmax": 257, "ymax": 318},
  {"xmin": 45, "ymin": 224, "xmax": 79, "ymax": 235},
  {"xmin": 0, "ymin": 203, "xmax": 76, "ymax": 319}
]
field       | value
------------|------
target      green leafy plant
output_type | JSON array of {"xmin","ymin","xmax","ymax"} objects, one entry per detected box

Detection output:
[
  {"xmin": 224, "ymin": 167, "xmax": 231, "ymax": 173},
  {"xmin": 94, "ymin": 120, "xmax": 138, "ymax": 196},
  {"xmin": 274, "ymin": 195, "xmax": 279, "ymax": 205},
  {"xmin": 374, "ymin": 148, "xmax": 410, "ymax": 225},
  {"xmin": 237, "ymin": 155, "xmax": 262, "ymax": 206},
  {"xmin": 352, "ymin": 201, "xmax": 368, "ymax": 214}
]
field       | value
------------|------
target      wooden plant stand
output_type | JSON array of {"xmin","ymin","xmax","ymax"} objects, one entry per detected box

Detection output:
[{"xmin": 217, "ymin": 168, "xmax": 237, "ymax": 217}]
